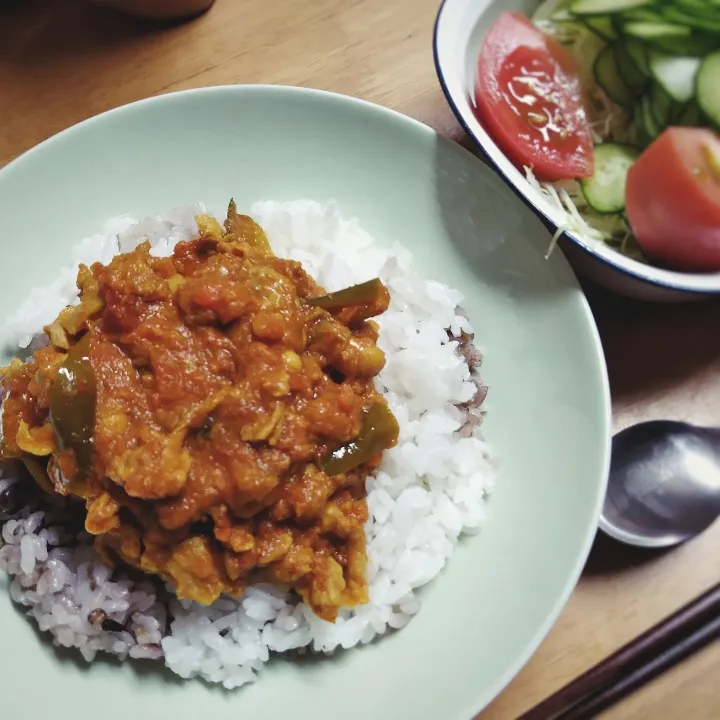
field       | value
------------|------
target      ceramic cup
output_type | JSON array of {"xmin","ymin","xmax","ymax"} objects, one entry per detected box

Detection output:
[{"xmin": 87, "ymin": 0, "xmax": 215, "ymax": 19}]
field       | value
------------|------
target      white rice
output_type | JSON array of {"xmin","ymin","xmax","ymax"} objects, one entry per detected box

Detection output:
[{"xmin": 0, "ymin": 200, "xmax": 495, "ymax": 689}]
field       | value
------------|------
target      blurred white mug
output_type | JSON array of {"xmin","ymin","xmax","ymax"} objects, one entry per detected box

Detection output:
[{"xmin": 87, "ymin": 0, "xmax": 215, "ymax": 19}]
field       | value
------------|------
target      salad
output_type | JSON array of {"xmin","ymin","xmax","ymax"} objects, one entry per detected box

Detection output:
[{"xmin": 474, "ymin": 1, "xmax": 720, "ymax": 272}]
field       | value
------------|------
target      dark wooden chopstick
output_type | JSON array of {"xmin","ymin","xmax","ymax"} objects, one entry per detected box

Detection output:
[
  {"xmin": 519, "ymin": 581, "xmax": 720, "ymax": 720},
  {"xmin": 558, "ymin": 613, "xmax": 720, "ymax": 719}
]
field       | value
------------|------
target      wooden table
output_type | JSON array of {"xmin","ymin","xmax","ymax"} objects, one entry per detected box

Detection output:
[{"xmin": 1, "ymin": 1, "xmax": 718, "ymax": 716}]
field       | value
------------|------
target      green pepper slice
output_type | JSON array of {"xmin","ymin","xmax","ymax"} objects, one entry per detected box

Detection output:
[
  {"xmin": 49, "ymin": 333, "xmax": 96, "ymax": 482},
  {"xmin": 306, "ymin": 278, "xmax": 385, "ymax": 311},
  {"xmin": 322, "ymin": 402, "xmax": 399, "ymax": 476}
]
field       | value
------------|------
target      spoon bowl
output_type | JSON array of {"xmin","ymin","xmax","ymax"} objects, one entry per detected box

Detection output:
[{"xmin": 600, "ymin": 421, "xmax": 720, "ymax": 548}]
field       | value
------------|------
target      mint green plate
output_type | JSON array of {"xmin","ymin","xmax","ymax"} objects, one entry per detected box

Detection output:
[{"xmin": 0, "ymin": 86, "xmax": 610, "ymax": 719}]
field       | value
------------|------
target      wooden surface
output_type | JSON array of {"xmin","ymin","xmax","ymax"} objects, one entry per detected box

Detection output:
[{"xmin": 1, "ymin": 1, "xmax": 718, "ymax": 717}]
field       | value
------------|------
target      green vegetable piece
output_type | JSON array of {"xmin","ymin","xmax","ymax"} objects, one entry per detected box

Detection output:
[
  {"xmin": 594, "ymin": 45, "xmax": 636, "ymax": 109},
  {"xmin": 582, "ymin": 16, "xmax": 617, "ymax": 41},
  {"xmin": 614, "ymin": 43, "xmax": 648, "ymax": 94},
  {"xmin": 626, "ymin": 39, "xmax": 651, "ymax": 78},
  {"xmin": 49, "ymin": 333, "xmax": 96, "ymax": 482},
  {"xmin": 674, "ymin": 100, "xmax": 701, "ymax": 127},
  {"xmin": 662, "ymin": 8, "xmax": 720, "ymax": 34},
  {"xmin": 580, "ymin": 143, "xmax": 640, "ymax": 214},
  {"xmin": 623, "ymin": 21, "xmax": 692, "ymax": 41},
  {"xmin": 321, "ymin": 402, "xmax": 399, "ymax": 476},
  {"xmin": 648, "ymin": 51, "xmax": 701, "ymax": 104},
  {"xmin": 306, "ymin": 278, "xmax": 385, "ymax": 310},
  {"xmin": 569, "ymin": 0, "xmax": 651, "ymax": 15},
  {"xmin": 649, "ymin": 34, "xmax": 720, "ymax": 57},
  {"xmin": 622, "ymin": 8, "xmax": 667, "ymax": 25},
  {"xmin": 649, "ymin": 81, "xmax": 675, "ymax": 127},
  {"xmin": 21, "ymin": 456, "xmax": 54, "ymax": 495},
  {"xmin": 633, "ymin": 96, "xmax": 661, "ymax": 148},
  {"xmin": 697, "ymin": 52, "xmax": 720, "ymax": 130}
]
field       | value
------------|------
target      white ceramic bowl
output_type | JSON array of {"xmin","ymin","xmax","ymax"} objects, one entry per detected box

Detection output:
[
  {"xmin": 434, "ymin": 0, "xmax": 720, "ymax": 302},
  {"xmin": 0, "ymin": 86, "xmax": 610, "ymax": 719}
]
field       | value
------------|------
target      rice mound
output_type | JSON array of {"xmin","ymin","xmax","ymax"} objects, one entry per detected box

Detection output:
[{"xmin": 0, "ymin": 200, "xmax": 495, "ymax": 689}]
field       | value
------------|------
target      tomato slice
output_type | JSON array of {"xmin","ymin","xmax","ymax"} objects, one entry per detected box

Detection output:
[
  {"xmin": 474, "ymin": 12, "xmax": 594, "ymax": 181},
  {"xmin": 625, "ymin": 127, "xmax": 720, "ymax": 272}
]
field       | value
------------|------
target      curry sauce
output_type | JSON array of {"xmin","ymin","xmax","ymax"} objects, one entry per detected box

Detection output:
[{"xmin": 0, "ymin": 201, "xmax": 398, "ymax": 622}]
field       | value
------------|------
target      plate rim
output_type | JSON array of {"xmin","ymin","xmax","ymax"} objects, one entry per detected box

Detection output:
[{"xmin": 0, "ymin": 83, "xmax": 612, "ymax": 717}]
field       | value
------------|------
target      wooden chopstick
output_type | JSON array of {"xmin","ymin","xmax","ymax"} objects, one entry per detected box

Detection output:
[
  {"xmin": 558, "ymin": 613, "xmax": 720, "ymax": 719},
  {"xmin": 519, "ymin": 581, "xmax": 720, "ymax": 720}
]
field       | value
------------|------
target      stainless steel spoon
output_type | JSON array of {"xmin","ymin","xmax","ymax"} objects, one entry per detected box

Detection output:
[{"xmin": 599, "ymin": 421, "xmax": 720, "ymax": 548}]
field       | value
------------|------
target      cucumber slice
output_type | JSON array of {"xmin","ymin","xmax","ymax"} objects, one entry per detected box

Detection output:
[
  {"xmin": 662, "ymin": 8, "xmax": 720, "ymax": 33},
  {"xmin": 633, "ymin": 96, "xmax": 661, "ymax": 147},
  {"xmin": 633, "ymin": 108, "xmax": 652, "ymax": 147},
  {"xmin": 569, "ymin": 0, "xmax": 651, "ymax": 15},
  {"xmin": 674, "ymin": 100, "xmax": 701, "ymax": 127},
  {"xmin": 696, "ymin": 52, "xmax": 720, "ymax": 129},
  {"xmin": 580, "ymin": 143, "xmax": 640, "ymax": 214},
  {"xmin": 614, "ymin": 43, "xmax": 649, "ymax": 93},
  {"xmin": 582, "ymin": 16, "xmax": 618, "ymax": 40},
  {"xmin": 622, "ymin": 21, "xmax": 692, "ymax": 41},
  {"xmin": 533, "ymin": 0, "xmax": 574, "ymax": 23},
  {"xmin": 649, "ymin": 34, "xmax": 720, "ymax": 56},
  {"xmin": 647, "ymin": 52, "xmax": 701, "ymax": 104},
  {"xmin": 648, "ymin": 81, "xmax": 674, "ymax": 127},
  {"xmin": 641, "ymin": 96, "xmax": 661, "ymax": 139},
  {"xmin": 622, "ymin": 8, "xmax": 667, "ymax": 23},
  {"xmin": 626, "ymin": 39, "xmax": 651, "ymax": 77},
  {"xmin": 594, "ymin": 45, "xmax": 636, "ymax": 108},
  {"xmin": 674, "ymin": 0, "xmax": 720, "ymax": 14}
]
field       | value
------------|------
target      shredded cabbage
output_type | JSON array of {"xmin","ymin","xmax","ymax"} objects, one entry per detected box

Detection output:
[{"xmin": 522, "ymin": 166, "xmax": 643, "ymax": 260}]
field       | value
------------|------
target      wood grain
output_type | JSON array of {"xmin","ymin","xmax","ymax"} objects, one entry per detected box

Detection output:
[
  {"xmin": 517, "ymin": 583, "xmax": 720, "ymax": 719},
  {"xmin": 0, "ymin": 1, "xmax": 718, "ymax": 717}
]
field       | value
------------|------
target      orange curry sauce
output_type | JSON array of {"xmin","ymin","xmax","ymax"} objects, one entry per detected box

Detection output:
[{"xmin": 0, "ymin": 202, "xmax": 398, "ymax": 621}]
